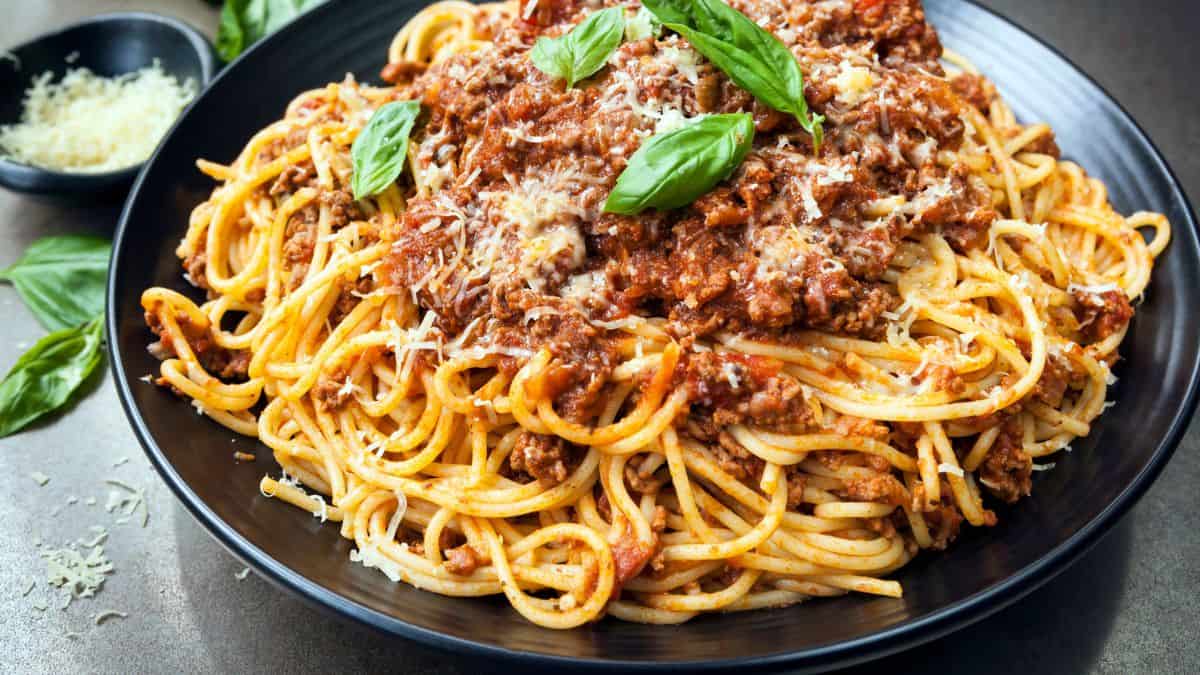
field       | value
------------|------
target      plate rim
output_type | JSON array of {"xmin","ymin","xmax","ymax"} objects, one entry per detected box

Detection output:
[{"xmin": 105, "ymin": 0, "xmax": 1200, "ymax": 670}]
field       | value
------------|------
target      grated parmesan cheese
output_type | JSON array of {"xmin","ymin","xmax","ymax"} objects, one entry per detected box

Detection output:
[
  {"xmin": 92, "ymin": 609, "xmax": 128, "ymax": 625},
  {"xmin": 40, "ymin": 542, "xmax": 114, "ymax": 605},
  {"xmin": 937, "ymin": 462, "xmax": 964, "ymax": 478},
  {"xmin": 1066, "ymin": 282, "xmax": 1121, "ymax": 295},
  {"xmin": 0, "ymin": 60, "xmax": 196, "ymax": 172},
  {"xmin": 833, "ymin": 60, "xmax": 877, "ymax": 107},
  {"xmin": 349, "ymin": 545, "xmax": 405, "ymax": 583},
  {"xmin": 625, "ymin": 7, "xmax": 660, "ymax": 41}
]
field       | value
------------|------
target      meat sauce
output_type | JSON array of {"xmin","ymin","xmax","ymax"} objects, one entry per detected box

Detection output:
[
  {"xmin": 372, "ymin": 0, "xmax": 1006, "ymax": 433},
  {"xmin": 160, "ymin": 1, "xmax": 1134, "ymax": 548}
]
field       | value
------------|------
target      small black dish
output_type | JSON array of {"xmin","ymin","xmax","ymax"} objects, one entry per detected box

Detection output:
[{"xmin": 0, "ymin": 12, "xmax": 218, "ymax": 201}]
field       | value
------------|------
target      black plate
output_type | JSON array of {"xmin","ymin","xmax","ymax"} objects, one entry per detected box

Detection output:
[{"xmin": 107, "ymin": 0, "xmax": 1200, "ymax": 671}]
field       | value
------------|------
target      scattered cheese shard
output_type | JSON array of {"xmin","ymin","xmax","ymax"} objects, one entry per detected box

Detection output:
[
  {"xmin": 833, "ymin": 60, "xmax": 877, "ymax": 107},
  {"xmin": 93, "ymin": 610, "xmax": 128, "ymax": 625},
  {"xmin": 40, "ymin": 543, "xmax": 114, "ymax": 603}
]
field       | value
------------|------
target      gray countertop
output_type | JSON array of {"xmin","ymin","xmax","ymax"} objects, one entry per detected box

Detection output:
[{"xmin": 1, "ymin": 1, "xmax": 1197, "ymax": 673}]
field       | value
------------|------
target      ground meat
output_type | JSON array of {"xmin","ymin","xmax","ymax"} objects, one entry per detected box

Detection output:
[
  {"xmin": 785, "ymin": 467, "xmax": 808, "ymax": 508},
  {"xmin": 1033, "ymin": 352, "xmax": 1076, "ymax": 408},
  {"xmin": 380, "ymin": 60, "xmax": 428, "ymax": 85},
  {"xmin": 183, "ymin": 241, "xmax": 209, "ymax": 290},
  {"xmin": 842, "ymin": 473, "xmax": 909, "ymax": 506},
  {"xmin": 950, "ymin": 72, "xmax": 996, "ymax": 113},
  {"xmin": 443, "ymin": 544, "xmax": 483, "ymax": 576},
  {"xmin": 312, "ymin": 369, "xmax": 352, "ymax": 410},
  {"xmin": 1073, "ymin": 288, "xmax": 1134, "ymax": 343},
  {"xmin": 829, "ymin": 415, "xmax": 891, "ymax": 443},
  {"xmin": 609, "ymin": 518, "xmax": 661, "ymax": 589},
  {"xmin": 979, "ymin": 422, "xmax": 1032, "ymax": 503},
  {"xmin": 918, "ymin": 363, "xmax": 966, "ymax": 396},
  {"xmin": 145, "ymin": 310, "xmax": 250, "ymax": 381},
  {"xmin": 322, "ymin": 188, "xmax": 363, "ymax": 230},
  {"xmin": 625, "ymin": 459, "xmax": 667, "ymax": 494},
  {"xmin": 713, "ymin": 431, "xmax": 765, "ymax": 482},
  {"xmin": 683, "ymin": 351, "xmax": 814, "ymax": 429},
  {"xmin": 269, "ymin": 162, "xmax": 315, "ymax": 197},
  {"xmin": 329, "ymin": 277, "xmax": 372, "ymax": 326},
  {"xmin": 923, "ymin": 500, "xmax": 964, "ymax": 550},
  {"xmin": 508, "ymin": 431, "xmax": 573, "ymax": 484},
  {"xmin": 1022, "ymin": 130, "xmax": 1061, "ymax": 158},
  {"xmin": 282, "ymin": 205, "xmax": 319, "ymax": 290}
]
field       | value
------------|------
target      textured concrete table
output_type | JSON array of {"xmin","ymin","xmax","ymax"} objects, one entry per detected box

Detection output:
[{"xmin": 1, "ymin": 1, "xmax": 1197, "ymax": 673}]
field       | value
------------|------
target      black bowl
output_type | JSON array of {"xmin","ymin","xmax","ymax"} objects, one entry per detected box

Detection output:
[
  {"xmin": 107, "ymin": 0, "xmax": 1200, "ymax": 671},
  {"xmin": 0, "ymin": 12, "xmax": 218, "ymax": 200}
]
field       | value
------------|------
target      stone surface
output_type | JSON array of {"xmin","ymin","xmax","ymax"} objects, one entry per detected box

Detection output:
[{"xmin": 0, "ymin": 1, "xmax": 1196, "ymax": 673}]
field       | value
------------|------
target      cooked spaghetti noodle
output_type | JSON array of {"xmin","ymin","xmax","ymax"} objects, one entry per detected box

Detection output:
[{"xmin": 141, "ymin": 0, "xmax": 1169, "ymax": 628}]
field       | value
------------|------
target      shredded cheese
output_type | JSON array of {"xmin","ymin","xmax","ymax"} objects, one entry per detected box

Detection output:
[
  {"xmin": 40, "ymin": 543, "xmax": 114, "ymax": 604},
  {"xmin": 833, "ymin": 60, "xmax": 877, "ymax": 107},
  {"xmin": 937, "ymin": 462, "xmax": 965, "ymax": 478},
  {"xmin": 0, "ymin": 61, "xmax": 196, "ymax": 172}
]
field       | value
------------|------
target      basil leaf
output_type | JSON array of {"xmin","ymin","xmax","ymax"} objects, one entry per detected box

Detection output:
[
  {"xmin": 605, "ymin": 113, "xmax": 754, "ymax": 215},
  {"xmin": 531, "ymin": 7, "xmax": 625, "ymax": 88},
  {"xmin": 0, "ymin": 316, "xmax": 104, "ymax": 438},
  {"xmin": 641, "ymin": 0, "xmax": 693, "ymax": 27},
  {"xmin": 351, "ymin": 100, "xmax": 422, "ymax": 200},
  {"xmin": 0, "ymin": 235, "xmax": 110, "ymax": 333},
  {"xmin": 216, "ymin": 0, "xmax": 325, "ymax": 62},
  {"xmin": 647, "ymin": 0, "xmax": 824, "ymax": 149}
]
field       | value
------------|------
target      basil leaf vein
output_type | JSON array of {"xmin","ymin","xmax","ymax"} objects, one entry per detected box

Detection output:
[
  {"xmin": 216, "ymin": 0, "xmax": 326, "ymax": 62},
  {"xmin": 605, "ymin": 113, "xmax": 755, "ymax": 215},
  {"xmin": 0, "ymin": 315, "xmax": 104, "ymax": 438},
  {"xmin": 531, "ymin": 7, "xmax": 626, "ymax": 88},
  {"xmin": 646, "ymin": 0, "xmax": 824, "ymax": 149},
  {"xmin": 0, "ymin": 235, "xmax": 110, "ymax": 333},
  {"xmin": 351, "ymin": 100, "xmax": 422, "ymax": 200}
]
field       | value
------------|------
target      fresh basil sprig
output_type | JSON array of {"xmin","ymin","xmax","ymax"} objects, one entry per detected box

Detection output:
[
  {"xmin": 644, "ymin": 0, "xmax": 824, "ymax": 150},
  {"xmin": 605, "ymin": 113, "xmax": 754, "ymax": 215},
  {"xmin": 351, "ymin": 100, "xmax": 422, "ymax": 200},
  {"xmin": 0, "ymin": 235, "xmax": 110, "ymax": 333},
  {"xmin": 216, "ymin": 0, "xmax": 326, "ymax": 62},
  {"xmin": 0, "ymin": 315, "xmax": 104, "ymax": 437},
  {"xmin": 531, "ymin": 7, "xmax": 626, "ymax": 87}
]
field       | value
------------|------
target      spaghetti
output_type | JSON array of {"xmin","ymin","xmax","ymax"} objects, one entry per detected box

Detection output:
[{"xmin": 141, "ymin": 0, "xmax": 1169, "ymax": 628}]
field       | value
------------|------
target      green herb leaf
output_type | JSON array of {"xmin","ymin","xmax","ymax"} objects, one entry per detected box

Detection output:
[
  {"xmin": 641, "ymin": 0, "xmax": 693, "ymax": 27},
  {"xmin": 350, "ymin": 100, "xmax": 422, "ymax": 200},
  {"xmin": 605, "ymin": 113, "xmax": 754, "ymax": 215},
  {"xmin": 531, "ymin": 7, "xmax": 626, "ymax": 88},
  {"xmin": 0, "ymin": 235, "xmax": 110, "ymax": 333},
  {"xmin": 0, "ymin": 316, "xmax": 104, "ymax": 438},
  {"xmin": 646, "ymin": 0, "xmax": 824, "ymax": 149},
  {"xmin": 216, "ymin": 0, "xmax": 326, "ymax": 62}
]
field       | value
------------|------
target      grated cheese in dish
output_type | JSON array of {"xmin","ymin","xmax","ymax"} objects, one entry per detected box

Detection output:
[{"xmin": 0, "ymin": 60, "xmax": 196, "ymax": 173}]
